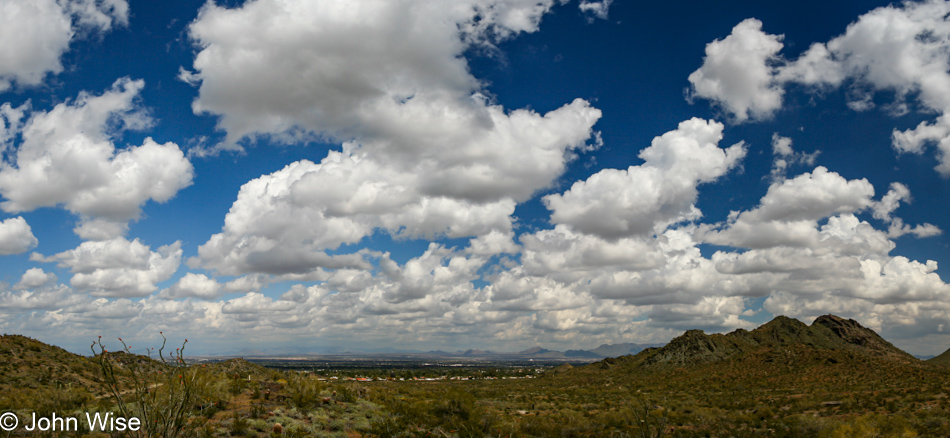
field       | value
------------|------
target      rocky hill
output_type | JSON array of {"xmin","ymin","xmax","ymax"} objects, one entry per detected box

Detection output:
[{"xmin": 637, "ymin": 314, "xmax": 915, "ymax": 367}]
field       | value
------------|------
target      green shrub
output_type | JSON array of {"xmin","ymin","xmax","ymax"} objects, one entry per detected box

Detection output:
[{"xmin": 287, "ymin": 373, "xmax": 325, "ymax": 410}]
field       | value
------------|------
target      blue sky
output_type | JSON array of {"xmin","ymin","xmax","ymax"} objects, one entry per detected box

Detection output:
[{"xmin": 3, "ymin": 0, "xmax": 950, "ymax": 356}]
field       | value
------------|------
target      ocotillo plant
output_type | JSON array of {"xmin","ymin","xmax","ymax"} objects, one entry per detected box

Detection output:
[{"xmin": 91, "ymin": 333, "xmax": 198, "ymax": 438}]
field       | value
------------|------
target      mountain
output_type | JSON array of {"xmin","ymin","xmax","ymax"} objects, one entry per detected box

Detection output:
[
  {"xmin": 563, "ymin": 349, "xmax": 603, "ymax": 358},
  {"xmin": 455, "ymin": 343, "xmax": 671, "ymax": 360},
  {"xmin": 637, "ymin": 314, "xmax": 916, "ymax": 367},
  {"xmin": 563, "ymin": 314, "xmax": 946, "ymax": 398},
  {"xmin": 588, "ymin": 342, "xmax": 665, "ymax": 357},
  {"xmin": 191, "ymin": 342, "xmax": 672, "ymax": 360},
  {"xmin": 509, "ymin": 344, "xmax": 669, "ymax": 359},
  {"xmin": 517, "ymin": 346, "xmax": 552, "ymax": 355}
]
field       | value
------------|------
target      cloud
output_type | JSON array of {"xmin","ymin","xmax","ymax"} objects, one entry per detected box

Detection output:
[
  {"xmin": 486, "ymin": 269, "xmax": 589, "ymax": 313},
  {"xmin": 193, "ymin": 97, "xmax": 598, "ymax": 276},
  {"xmin": 704, "ymin": 166, "xmax": 938, "ymax": 250},
  {"xmin": 793, "ymin": 0, "xmax": 950, "ymax": 174},
  {"xmin": 519, "ymin": 225, "xmax": 666, "ymax": 282},
  {"xmin": 0, "ymin": 216, "xmax": 38, "ymax": 255},
  {"xmin": 700, "ymin": 163, "xmax": 946, "ymax": 309},
  {"xmin": 5, "ymin": 203, "xmax": 949, "ymax": 354},
  {"xmin": 769, "ymin": 133, "xmax": 818, "ymax": 182},
  {"xmin": 192, "ymin": 150, "xmax": 516, "ymax": 276},
  {"xmin": 222, "ymin": 275, "xmax": 268, "ymax": 294},
  {"xmin": 520, "ymin": 125, "xmax": 950, "ymax": 339},
  {"xmin": 0, "ymin": 0, "xmax": 128, "ymax": 91},
  {"xmin": 0, "ymin": 103, "xmax": 27, "ymax": 147},
  {"xmin": 8, "ymin": 2, "xmax": 950, "ymax": 355},
  {"xmin": 60, "ymin": 0, "xmax": 129, "ymax": 30},
  {"xmin": 13, "ymin": 267, "xmax": 56, "ymax": 290},
  {"xmin": 185, "ymin": 0, "xmax": 601, "ymax": 277},
  {"xmin": 580, "ymin": 227, "xmax": 751, "ymax": 305},
  {"xmin": 893, "ymin": 115, "xmax": 950, "ymax": 176},
  {"xmin": 691, "ymin": 1, "xmax": 950, "ymax": 175},
  {"xmin": 0, "ymin": 285, "xmax": 75, "ymax": 311},
  {"xmin": 872, "ymin": 182, "xmax": 942, "ymax": 238},
  {"xmin": 711, "ymin": 214, "xmax": 894, "ymax": 276},
  {"xmin": 466, "ymin": 230, "xmax": 519, "ymax": 256},
  {"xmin": 0, "ymin": 268, "xmax": 76, "ymax": 312},
  {"xmin": 737, "ymin": 166, "xmax": 872, "ymax": 222},
  {"xmin": 795, "ymin": 0, "xmax": 950, "ymax": 110},
  {"xmin": 33, "ymin": 237, "xmax": 182, "ymax": 297},
  {"xmin": 687, "ymin": 18, "xmax": 785, "ymax": 122},
  {"xmin": 578, "ymin": 0, "xmax": 612, "ymax": 22},
  {"xmin": 185, "ymin": 0, "xmax": 577, "ymax": 149},
  {"xmin": 158, "ymin": 273, "xmax": 223, "ymax": 300},
  {"xmin": 0, "ymin": 79, "xmax": 194, "ymax": 240},
  {"xmin": 703, "ymin": 167, "xmax": 927, "ymax": 251},
  {"xmin": 181, "ymin": 117, "xmax": 950, "ymax": 349},
  {"xmin": 544, "ymin": 118, "xmax": 745, "ymax": 239},
  {"xmin": 647, "ymin": 296, "xmax": 754, "ymax": 332}
]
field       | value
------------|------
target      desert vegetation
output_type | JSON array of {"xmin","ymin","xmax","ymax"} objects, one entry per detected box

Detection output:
[{"xmin": 3, "ymin": 314, "xmax": 950, "ymax": 437}]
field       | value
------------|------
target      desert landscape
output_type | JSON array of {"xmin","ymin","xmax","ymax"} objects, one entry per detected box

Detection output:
[{"xmin": 3, "ymin": 314, "xmax": 950, "ymax": 437}]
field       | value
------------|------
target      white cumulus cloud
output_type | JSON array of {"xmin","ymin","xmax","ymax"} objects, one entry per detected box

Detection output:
[
  {"xmin": 13, "ymin": 267, "xmax": 56, "ymax": 290},
  {"xmin": 158, "ymin": 273, "xmax": 223, "ymax": 300},
  {"xmin": 33, "ymin": 237, "xmax": 182, "ymax": 298},
  {"xmin": 544, "ymin": 118, "xmax": 745, "ymax": 239},
  {"xmin": 0, "ymin": 0, "xmax": 128, "ymax": 91},
  {"xmin": 186, "ymin": 0, "xmax": 602, "ymax": 277},
  {"xmin": 0, "ymin": 79, "xmax": 194, "ymax": 240},
  {"xmin": 687, "ymin": 18, "xmax": 785, "ymax": 122},
  {"xmin": 0, "ymin": 216, "xmax": 37, "ymax": 255},
  {"xmin": 184, "ymin": 0, "xmax": 583, "ymax": 151},
  {"xmin": 691, "ymin": 1, "xmax": 950, "ymax": 175}
]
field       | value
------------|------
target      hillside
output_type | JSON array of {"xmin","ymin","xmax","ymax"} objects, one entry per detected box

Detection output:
[
  {"xmin": 553, "ymin": 313, "xmax": 950, "ymax": 414},
  {"xmin": 0, "ymin": 334, "xmax": 103, "ymax": 387},
  {"xmin": 0, "ymin": 334, "xmax": 272, "ymax": 414},
  {"xmin": 0, "ymin": 334, "xmax": 104, "ymax": 414},
  {"xmin": 5, "ymin": 321, "xmax": 950, "ymax": 436},
  {"xmin": 927, "ymin": 346, "xmax": 950, "ymax": 365},
  {"xmin": 635, "ymin": 314, "xmax": 915, "ymax": 367}
]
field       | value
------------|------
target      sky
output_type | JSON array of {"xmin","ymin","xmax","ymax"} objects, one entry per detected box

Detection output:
[{"xmin": 3, "ymin": 0, "xmax": 950, "ymax": 356}]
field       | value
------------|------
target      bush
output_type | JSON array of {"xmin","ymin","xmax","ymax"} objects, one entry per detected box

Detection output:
[
  {"xmin": 287, "ymin": 373, "xmax": 325, "ymax": 409},
  {"xmin": 229, "ymin": 415, "xmax": 250, "ymax": 436}
]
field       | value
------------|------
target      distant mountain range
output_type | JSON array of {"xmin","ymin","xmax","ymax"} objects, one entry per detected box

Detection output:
[
  {"xmin": 6, "ymin": 313, "xmax": 949, "ymax": 371},
  {"xmin": 219, "ymin": 342, "xmax": 666, "ymax": 362},
  {"xmin": 434, "ymin": 342, "xmax": 669, "ymax": 360},
  {"xmin": 212, "ymin": 315, "xmax": 950, "ymax": 363}
]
